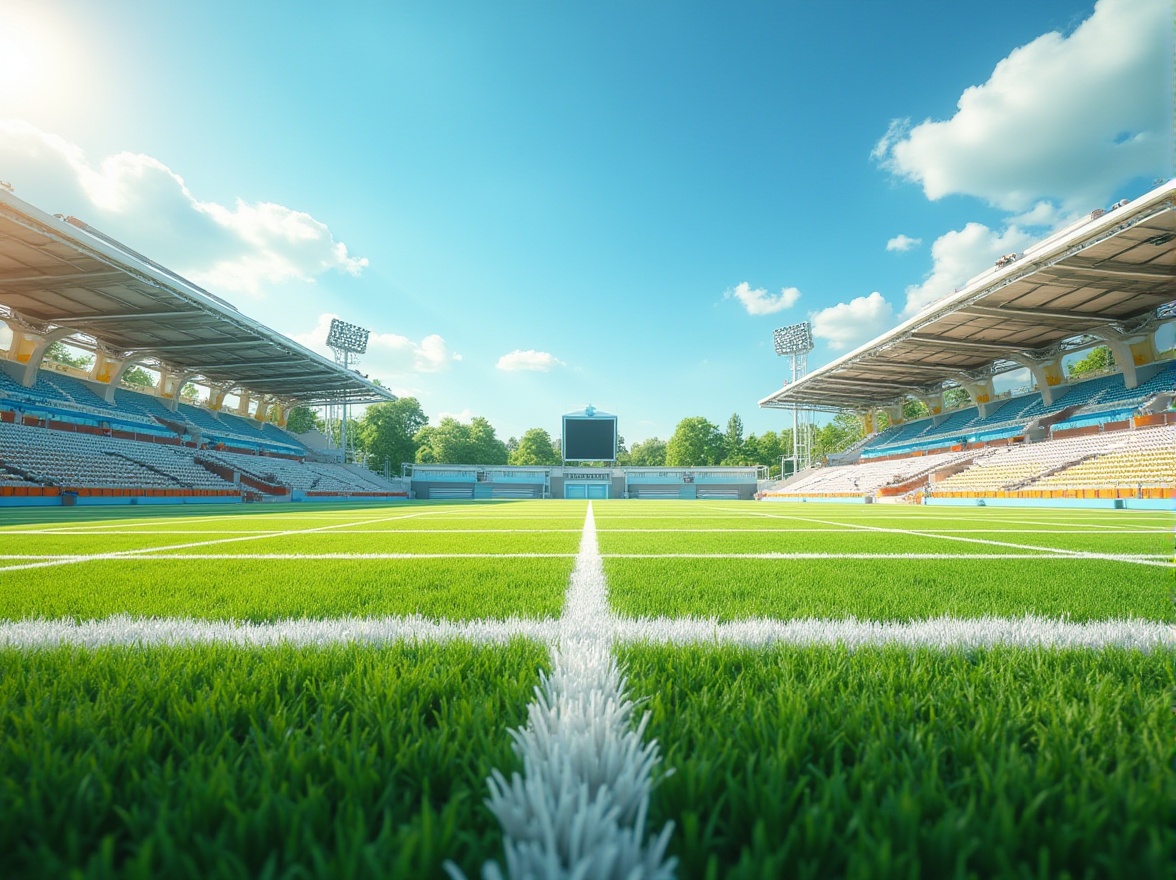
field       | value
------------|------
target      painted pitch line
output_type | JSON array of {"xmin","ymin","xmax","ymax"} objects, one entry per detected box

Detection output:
[
  {"xmin": 1, "ymin": 615, "xmax": 1171, "ymax": 652},
  {"xmin": 735, "ymin": 510, "xmax": 1173, "ymax": 567},
  {"xmin": 0, "ymin": 553, "xmax": 580, "ymax": 561},
  {"xmin": 464, "ymin": 500, "xmax": 677, "ymax": 880},
  {"xmin": 601, "ymin": 552, "xmax": 1172, "ymax": 563},
  {"xmin": 613, "ymin": 615, "xmax": 1176, "ymax": 652},
  {"xmin": 0, "ymin": 509, "xmax": 449, "ymax": 573}
]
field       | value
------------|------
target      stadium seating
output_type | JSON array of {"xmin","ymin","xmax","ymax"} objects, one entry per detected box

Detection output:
[
  {"xmin": 768, "ymin": 449, "xmax": 977, "ymax": 497},
  {"xmin": 1027, "ymin": 425, "xmax": 1176, "ymax": 491},
  {"xmin": 860, "ymin": 361, "xmax": 1176, "ymax": 459}
]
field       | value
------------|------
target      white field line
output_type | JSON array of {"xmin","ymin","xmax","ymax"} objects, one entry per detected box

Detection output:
[
  {"xmin": 709, "ymin": 507, "xmax": 1171, "ymax": 532},
  {"xmin": 0, "ymin": 614, "xmax": 560, "ymax": 647},
  {"xmin": 2, "ymin": 614, "xmax": 1171, "ymax": 652},
  {"xmin": 614, "ymin": 615, "xmax": 1176, "ymax": 652},
  {"xmin": 734, "ymin": 511, "xmax": 1173, "ymax": 567},
  {"xmin": 467, "ymin": 501, "xmax": 677, "ymax": 880},
  {"xmin": 0, "ymin": 509, "xmax": 448, "ymax": 573},
  {"xmin": 596, "ymin": 528, "xmax": 1170, "ymax": 534},
  {"xmin": 3, "ymin": 552, "xmax": 1168, "ymax": 564},
  {"xmin": 0, "ymin": 528, "xmax": 584, "ymax": 535}
]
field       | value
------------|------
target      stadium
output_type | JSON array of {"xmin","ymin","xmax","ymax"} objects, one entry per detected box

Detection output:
[{"xmin": 0, "ymin": 176, "xmax": 1173, "ymax": 877}]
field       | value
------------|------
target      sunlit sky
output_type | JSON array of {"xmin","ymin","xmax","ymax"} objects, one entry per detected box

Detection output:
[{"xmin": 0, "ymin": 0, "xmax": 1171, "ymax": 442}]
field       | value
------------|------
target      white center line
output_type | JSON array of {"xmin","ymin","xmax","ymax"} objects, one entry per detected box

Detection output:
[{"xmin": 467, "ymin": 501, "xmax": 677, "ymax": 880}]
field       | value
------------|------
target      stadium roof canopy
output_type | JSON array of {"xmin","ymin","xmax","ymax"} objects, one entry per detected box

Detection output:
[
  {"xmin": 760, "ymin": 179, "xmax": 1176, "ymax": 413},
  {"xmin": 0, "ymin": 188, "xmax": 393, "ymax": 406}
]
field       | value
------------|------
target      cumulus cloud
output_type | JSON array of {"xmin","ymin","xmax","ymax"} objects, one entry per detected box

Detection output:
[
  {"xmin": 293, "ymin": 313, "xmax": 459, "ymax": 377},
  {"xmin": 724, "ymin": 281, "xmax": 801, "ymax": 316},
  {"xmin": 496, "ymin": 349, "xmax": 565, "ymax": 372},
  {"xmin": 900, "ymin": 222, "xmax": 1035, "ymax": 317},
  {"xmin": 0, "ymin": 119, "xmax": 367, "ymax": 296},
  {"xmin": 810, "ymin": 292, "xmax": 896, "ymax": 351},
  {"xmin": 872, "ymin": 0, "xmax": 1172, "ymax": 212},
  {"xmin": 886, "ymin": 234, "xmax": 922, "ymax": 252}
]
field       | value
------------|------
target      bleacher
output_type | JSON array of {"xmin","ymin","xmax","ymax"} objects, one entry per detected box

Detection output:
[
  {"xmin": 1026, "ymin": 425, "xmax": 1176, "ymax": 491},
  {"xmin": 767, "ymin": 449, "xmax": 977, "ymax": 498},
  {"xmin": 859, "ymin": 360, "xmax": 1176, "ymax": 459}
]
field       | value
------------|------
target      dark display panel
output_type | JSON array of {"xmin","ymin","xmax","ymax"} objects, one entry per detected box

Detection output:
[{"xmin": 562, "ymin": 416, "xmax": 617, "ymax": 461}]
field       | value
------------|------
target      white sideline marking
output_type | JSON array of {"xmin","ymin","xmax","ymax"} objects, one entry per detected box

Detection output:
[
  {"xmin": 0, "ymin": 552, "xmax": 1167, "ymax": 565},
  {"xmin": 614, "ymin": 616, "xmax": 1176, "ymax": 651},
  {"xmin": 601, "ymin": 553, "xmax": 1172, "ymax": 563},
  {"xmin": 0, "ymin": 553, "xmax": 577, "ymax": 561},
  {"xmin": 735, "ymin": 511, "xmax": 1173, "ymax": 567},
  {"xmin": 467, "ymin": 501, "xmax": 677, "ymax": 880},
  {"xmin": 0, "ymin": 510, "xmax": 447, "ymax": 573},
  {"xmin": 1, "ymin": 615, "xmax": 1170, "ymax": 652}
]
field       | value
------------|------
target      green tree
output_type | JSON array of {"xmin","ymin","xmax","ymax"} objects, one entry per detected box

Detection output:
[
  {"xmin": 627, "ymin": 437, "xmax": 667, "ymax": 467},
  {"xmin": 665, "ymin": 417, "xmax": 724, "ymax": 467},
  {"xmin": 721, "ymin": 413, "xmax": 745, "ymax": 464},
  {"xmin": 44, "ymin": 341, "xmax": 93, "ymax": 370},
  {"xmin": 120, "ymin": 366, "xmax": 155, "ymax": 389},
  {"xmin": 414, "ymin": 415, "xmax": 508, "ymax": 465},
  {"xmin": 359, "ymin": 398, "xmax": 428, "ymax": 470},
  {"xmin": 285, "ymin": 405, "xmax": 319, "ymax": 434},
  {"xmin": 180, "ymin": 382, "xmax": 200, "ymax": 402},
  {"xmin": 1069, "ymin": 345, "xmax": 1114, "ymax": 379},
  {"xmin": 812, "ymin": 411, "xmax": 865, "ymax": 460},
  {"xmin": 943, "ymin": 387, "xmax": 971, "ymax": 408},
  {"xmin": 509, "ymin": 428, "xmax": 561, "ymax": 466}
]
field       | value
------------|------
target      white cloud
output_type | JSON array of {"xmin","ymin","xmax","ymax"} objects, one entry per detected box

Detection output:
[
  {"xmin": 872, "ymin": 0, "xmax": 1172, "ymax": 213},
  {"xmin": 496, "ymin": 349, "xmax": 565, "ymax": 372},
  {"xmin": 724, "ymin": 281, "xmax": 801, "ymax": 316},
  {"xmin": 810, "ymin": 292, "xmax": 896, "ymax": 351},
  {"xmin": 901, "ymin": 222, "xmax": 1035, "ymax": 317},
  {"xmin": 292, "ymin": 313, "xmax": 459, "ymax": 378},
  {"xmin": 437, "ymin": 408, "xmax": 475, "ymax": 423},
  {"xmin": 886, "ymin": 234, "xmax": 922, "ymax": 252},
  {"xmin": 0, "ymin": 119, "xmax": 368, "ymax": 296}
]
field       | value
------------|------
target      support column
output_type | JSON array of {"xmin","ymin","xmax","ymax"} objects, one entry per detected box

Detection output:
[
  {"xmin": 861, "ymin": 410, "xmax": 876, "ymax": 436},
  {"xmin": 207, "ymin": 386, "xmax": 230, "ymax": 412},
  {"xmin": 1088, "ymin": 331, "xmax": 1157, "ymax": 390},
  {"xmin": 954, "ymin": 375, "xmax": 998, "ymax": 418},
  {"xmin": 880, "ymin": 404, "xmax": 905, "ymax": 427},
  {"xmin": 253, "ymin": 397, "xmax": 273, "ymax": 423},
  {"xmin": 89, "ymin": 350, "xmax": 137, "ymax": 403},
  {"xmin": 1008, "ymin": 353, "xmax": 1066, "ymax": 406},
  {"xmin": 3, "ymin": 324, "xmax": 75, "ymax": 386},
  {"xmin": 155, "ymin": 367, "xmax": 191, "ymax": 413},
  {"xmin": 235, "ymin": 391, "xmax": 252, "ymax": 417}
]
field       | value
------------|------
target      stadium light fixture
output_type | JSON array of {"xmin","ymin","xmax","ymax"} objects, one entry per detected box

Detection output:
[
  {"xmin": 773, "ymin": 321, "xmax": 813, "ymax": 356},
  {"xmin": 326, "ymin": 319, "xmax": 370, "ymax": 355}
]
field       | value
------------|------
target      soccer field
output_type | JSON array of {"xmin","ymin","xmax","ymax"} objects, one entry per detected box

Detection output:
[{"xmin": 1, "ymin": 500, "xmax": 1172, "ymax": 878}]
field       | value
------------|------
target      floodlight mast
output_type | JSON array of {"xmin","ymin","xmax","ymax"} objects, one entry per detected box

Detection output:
[
  {"xmin": 326, "ymin": 319, "xmax": 370, "ymax": 463},
  {"xmin": 772, "ymin": 321, "xmax": 814, "ymax": 476}
]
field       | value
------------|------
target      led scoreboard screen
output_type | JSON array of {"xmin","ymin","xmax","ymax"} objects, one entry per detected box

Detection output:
[{"xmin": 562, "ymin": 408, "xmax": 617, "ymax": 462}]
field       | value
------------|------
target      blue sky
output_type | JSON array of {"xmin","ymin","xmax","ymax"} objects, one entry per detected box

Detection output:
[{"xmin": 0, "ymin": 0, "xmax": 1171, "ymax": 443}]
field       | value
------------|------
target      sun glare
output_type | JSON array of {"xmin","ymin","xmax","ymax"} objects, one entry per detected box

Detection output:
[{"xmin": 0, "ymin": 9, "xmax": 70, "ymax": 108}]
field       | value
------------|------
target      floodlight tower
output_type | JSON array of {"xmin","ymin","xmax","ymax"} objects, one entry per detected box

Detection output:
[
  {"xmin": 772, "ymin": 321, "xmax": 814, "ymax": 476},
  {"xmin": 326, "ymin": 318, "xmax": 370, "ymax": 463}
]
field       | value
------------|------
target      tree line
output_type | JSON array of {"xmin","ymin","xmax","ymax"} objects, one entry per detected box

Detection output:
[{"xmin": 287, "ymin": 400, "xmax": 865, "ymax": 477}]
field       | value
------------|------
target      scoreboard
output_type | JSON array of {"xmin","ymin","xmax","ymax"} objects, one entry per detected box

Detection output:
[{"xmin": 561, "ymin": 407, "xmax": 617, "ymax": 462}]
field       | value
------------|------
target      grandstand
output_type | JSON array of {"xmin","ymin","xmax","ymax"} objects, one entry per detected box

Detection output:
[
  {"xmin": 760, "ymin": 180, "xmax": 1176, "ymax": 510},
  {"xmin": 0, "ymin": 189, "xmax": 408, "ymax": 506}
]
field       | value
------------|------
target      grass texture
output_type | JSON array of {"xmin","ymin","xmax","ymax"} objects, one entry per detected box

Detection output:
[
  {"xmin": 621, "ymin": 644, "xmax": 1176, "ymax": 880},
  {"xmin": 604, "ymin": 557, "xmax": 1175, "ymax": 622},
  {"xmin": 0, "ymin": 558, "xmax": 572, "ymax": 622},
  {"xmin": 0, "ymin": 641, "xmax": 547, "ymax": 880}
]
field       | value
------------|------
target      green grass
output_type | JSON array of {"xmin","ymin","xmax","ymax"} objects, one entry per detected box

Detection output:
[
  {"xmin": 621, "ymin": 644, "xmax": 1176, "ymax": 880},
  {"xmin": 604, "ymin": 557, "xmax": 1175, "ymax": 621},
  {"xmin": 0, "ymin": 641, "xmax": 547, "ymax": 880},
  {"xmin": 597, "ymin": 530, "xmax": 1063, "ymax": 555},
  {"xmin": 0, "ymin": 558, "xmax": 572, "ymax": 622}
]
